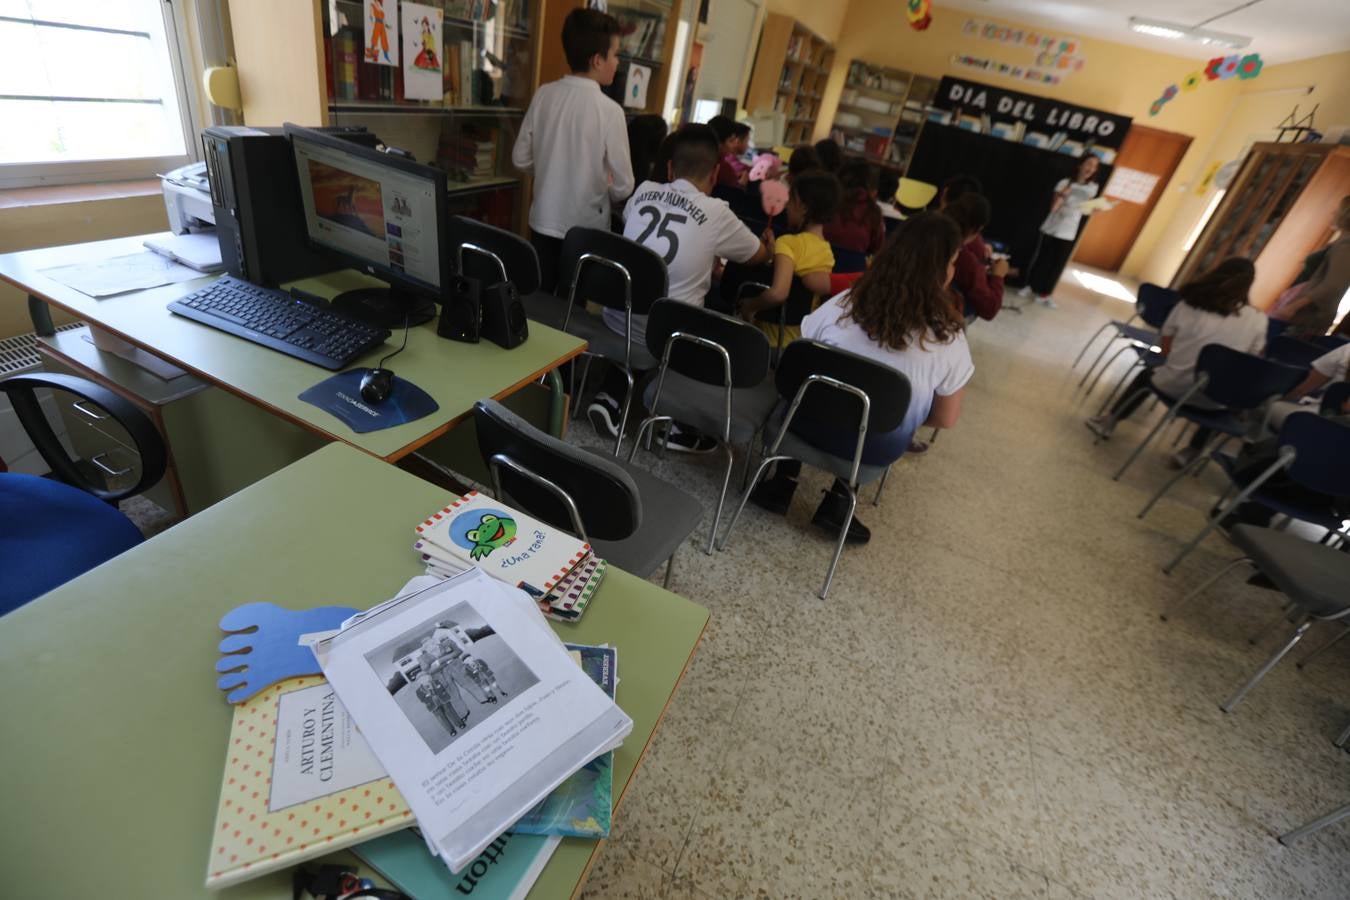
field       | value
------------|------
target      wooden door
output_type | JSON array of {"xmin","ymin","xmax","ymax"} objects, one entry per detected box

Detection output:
[{"xmin": 1073, "ymin": 125, "xmax": 1192, "ymax": 272}]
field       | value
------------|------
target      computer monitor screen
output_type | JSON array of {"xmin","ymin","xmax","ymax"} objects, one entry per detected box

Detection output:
[{"xmin": 288, "ymin": 124, "xmax": 446, "ymax": 295}]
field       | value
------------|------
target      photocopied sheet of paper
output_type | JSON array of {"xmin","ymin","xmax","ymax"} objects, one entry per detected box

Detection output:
[{"xmin": 41, "ymin": 251, "xmax": 202, "ymax": 298}]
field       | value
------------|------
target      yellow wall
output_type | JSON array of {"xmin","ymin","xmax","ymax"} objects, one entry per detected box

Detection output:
[
  {"xmin": 765, "ymin": 0, "xmax": 848, "ymax": 43},
  {"xmin": 820, "ymin": 0, "xmax": 1254, "ymax": 280},
  {"xmin": 0, "ymin": 194, "xmax": 168, "ymax": 338},
  {"xmin": 1135, "ymin": 49, "xmax": 1350, "ymax": 285}
]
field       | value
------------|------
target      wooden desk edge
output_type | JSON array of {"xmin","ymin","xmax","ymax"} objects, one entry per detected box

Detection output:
[
  {"xmin": 6, "ymin": 272, "xmax": 587, "ymax": 463},
  {"xmin": 565, "ymin": 615, "xmax": 711, "ymax": 900}
]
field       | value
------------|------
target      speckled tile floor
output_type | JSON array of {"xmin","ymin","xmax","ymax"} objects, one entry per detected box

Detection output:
[{"xmin": 563, "ymin": 267, "xmax": 1350, "ymax": 900}]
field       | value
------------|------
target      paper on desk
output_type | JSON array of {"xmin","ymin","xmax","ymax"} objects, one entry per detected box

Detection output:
[{"xmin": 41, "ymin": 251, "xmax": 202, "ymax": 298}]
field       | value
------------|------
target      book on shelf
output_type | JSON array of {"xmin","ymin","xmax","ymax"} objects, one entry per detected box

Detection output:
[
  {"xmin": 355, "ymin": 828, "xmax": 560, "ymax": 900},
  {"xmin": 313, "ymin": 569, "xmax": 633, "ymax": 873}
]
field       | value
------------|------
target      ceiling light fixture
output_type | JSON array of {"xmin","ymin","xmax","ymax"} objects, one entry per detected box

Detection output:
[{"xmin": 1128, "ymin": 16, "xmax": 1251, "ymax": 49}]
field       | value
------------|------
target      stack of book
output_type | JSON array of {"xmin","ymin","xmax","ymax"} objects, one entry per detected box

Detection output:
[
  {"xmin": 436, "ymin": 127, "xmax": 499, "ymax": 182},
  {"xmin": 414, "ymin": 490, "xmax": 607, "ymax": 622},
  {"xmin": 205, "ymin": 571, "xmax": 629, "ymax": 894}
]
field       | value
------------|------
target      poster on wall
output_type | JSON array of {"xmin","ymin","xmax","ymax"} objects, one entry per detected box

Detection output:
[
  {"xmin": 402, "ymin": 2, "xmax": 445, "ymax": 101},
  {"xmin": 363, "ymin": 0, "xmax": 397, "ymax": 66},
  {"xmin": 929, "ymin": 76, "xmax": 1132, "ymax": 151}
]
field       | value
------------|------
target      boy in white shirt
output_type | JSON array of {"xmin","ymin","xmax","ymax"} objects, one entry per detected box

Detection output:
[
  {"xmin": 512, "ymin": 9, "xmax": 633, "ymax": 291},
  {"xmin": 589, "ymin": 124, "xmax": 773, "ymax": 451}
]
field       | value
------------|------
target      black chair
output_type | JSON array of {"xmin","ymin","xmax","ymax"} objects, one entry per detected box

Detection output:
[
  {"xmin": 830, "ymin": 245, "xmax": 868, "ymax": 274},
  {"xmin": 471, "ymin": 399, "xmax": 702, "ymax": 587},
  {"xmin": 1, "ymin": 372, "xmax": 168, "ymax": 614},
  {"xmin": 718, "ymin": 340, "xmax": 911, "ymax": 599},
  {"xmin": 629, "ymin": 300, "xmax": 777, "ymax": 554},
  {"xmin": 446, "ymin": 215, "xmax": 543, "ymax": 294},
  {"xmin": 734, "ymin": 276, "xmax": 817, "ymax": 365},
  {"xmin": 1163, "ymin": 524, "xmax": 1350, "ymax": 712},
  {"xmin": 521, "ymin": 227, "xmax": 668, "ymax": 455},
  {"xmin": 1320, "ymin": 381, "xmax": 1350, "ymax": 416}
]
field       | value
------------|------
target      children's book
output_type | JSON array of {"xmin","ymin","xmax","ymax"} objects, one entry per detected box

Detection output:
[
  {"xmin": 542, "ymin": 558, "xmax": 606, "ymax": 623},
  {"xmin": 205, "ymin": 676, "xmax": 415, "ymax": 888},
  {"xmin": 355, "ymin": 828, "xmax": 559, "ymax": 900},
  {"xmin": 511, "ymin": 645, "xmax": 617, "ymax": 837},
  {"xmin": 414, "ymin": 491, "xmax": 590, "ymax": 597}
]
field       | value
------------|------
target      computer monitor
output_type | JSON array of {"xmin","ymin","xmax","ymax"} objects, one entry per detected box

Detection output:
[{"xmin": 286, "ymin": 123, "xmax": 451, "ymax": 328}]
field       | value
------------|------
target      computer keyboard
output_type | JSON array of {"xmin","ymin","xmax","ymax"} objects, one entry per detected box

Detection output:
[{"xmin": 167, "ymin": 275, "xmax": 390, "ymax": 370}]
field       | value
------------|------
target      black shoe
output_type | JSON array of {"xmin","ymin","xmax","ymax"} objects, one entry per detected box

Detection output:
[
  {"xmin": 1246, "ymin": 572, "xmax": 1277, "ymax": 591},
  {"xmin": 587, "ymin": 392, "xmax": 620, "ymax": 438},
  {"xmin": 663, "ymin": 423, "xmax": 719, "ymax": 454},
  {"xmin": 811, "ymin": 488, "xmax": 870, "ymax": 545},
  {"xmin": 750, "ymin": 476, "xmax": 797, "ymax": 515}
]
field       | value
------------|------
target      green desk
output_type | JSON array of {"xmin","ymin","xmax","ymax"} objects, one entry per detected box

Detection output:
[
  {"xmin": 0, "ymin": 234, "xmax": 586, "ymax": 462},
  {"xmin": 0, "ymin": 443, "xmax": 708, "ymax": 899}
]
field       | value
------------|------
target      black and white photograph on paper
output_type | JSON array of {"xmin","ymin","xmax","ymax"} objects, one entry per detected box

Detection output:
[{"xmin": 364, "ymin": 602, "xmax": 539, "ymax": 754}]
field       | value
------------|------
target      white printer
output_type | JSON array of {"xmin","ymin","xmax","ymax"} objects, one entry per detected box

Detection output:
[{"xmin": 160, "ymin": 161, "xmax": 214, "ymax": 234}]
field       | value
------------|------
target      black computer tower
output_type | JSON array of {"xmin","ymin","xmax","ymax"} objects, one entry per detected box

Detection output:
[{"xmin": 202, "ymin": 126, "xmax": 376, "ymax": 287}]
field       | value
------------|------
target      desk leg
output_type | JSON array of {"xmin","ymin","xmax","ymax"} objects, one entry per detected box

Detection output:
[
  {"xmin": 546, "ymin": 369, "xmax": 566, "ymax": 437},
  {"xmin": 28, "ymin": 295, "xmax": 55, "ymax": 337}
]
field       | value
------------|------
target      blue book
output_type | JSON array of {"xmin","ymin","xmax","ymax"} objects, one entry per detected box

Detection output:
[
  {"xmin": 511, "ymin": 645, "xmax": 617, "ymax": 838},
  {"xmin": 354, "ymin": 828, "xmax": 558, "ymax": 900}
]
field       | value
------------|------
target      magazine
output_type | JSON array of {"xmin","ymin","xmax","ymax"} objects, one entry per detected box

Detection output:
[{"xmin": 313, "ymin": 569, "xmax": 631, "ymax": 873}]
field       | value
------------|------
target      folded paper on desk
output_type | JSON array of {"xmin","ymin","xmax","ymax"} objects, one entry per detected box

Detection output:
[
  {"xmin": 313, "ymin": 569, "xmax": 632, "ymax": 873},
  {"xmin": 40, "ymin": 251, "xmax": 202, "ymax": 298},
  {"xmin": 144, "ymin": 232, "xmax": 225, "ymax": 273}
]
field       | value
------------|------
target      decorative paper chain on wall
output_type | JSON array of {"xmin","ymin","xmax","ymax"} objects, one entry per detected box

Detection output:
[
  {"xmin": 1150, "ymin": 53, "xmax": 1264, "ymax": 116},
  {"xmin": 906, "ymin": 0, "xmax": 932, "ymax": 31},
  {"xmin": 961, "ymin": 19, "xmax": 1086, "ymax": 75}
]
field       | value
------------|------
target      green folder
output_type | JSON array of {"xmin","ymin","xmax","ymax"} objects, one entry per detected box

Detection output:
[{"xmin": 355, "ymin": 828, "xmax": 559, "ymax": 900}]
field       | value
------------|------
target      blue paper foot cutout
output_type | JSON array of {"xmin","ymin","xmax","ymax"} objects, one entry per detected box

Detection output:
[{"xmin": 216, "ymin": 602, "xmax": 359, "ymax": 703}]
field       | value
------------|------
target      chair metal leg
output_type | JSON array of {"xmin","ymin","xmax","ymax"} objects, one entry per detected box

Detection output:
[
  {"xmin": 1160, "ymin": 557, "xmax": 1249, "ymax": 621},
  {"xmin": 1113, "ymin": 402, "xmax": 1179, "ymax": 481},
  {"xmin": 929, "ymin": 428, "xmax": 940, "ymax": 444},
  {"xmin": 1248, "ymin": 601, "xmax": 1297, "ymax": 646},
  {"xmin": 1071, "ymin": 323, "xmax": 1114, "ymax": 372},
  {"xmin": 570, "ymin": 355, "xmax": 595, "ymax": 420},
  {"xmin": 819, "ymin": 484, "xmax": 858, "ymax": 600},
  {"xmin": 705, "ymin": 442, "xmax": 735, "ymax": 556},
  {"xmin": 1077, "ymin": 337, "xmax": 1122, "ymax": 389},
  {"xmin": 872, "ymin": 465, "xmax": 891, "ymax": 507},
  {"xmin": 1139, "ymin": 448, "xmax": 1210, "ymax": 520},
  {"xmin": 1080, "ymin": 344, "xmax": 1133, "ymax": 400},
  {"xmin": 1163, "ymin": 460, "xmax": 1291, "ymax": 575},
  {"xmin": 612, "ymin": 367, "xmax": 635, "ymax": 456},
  {"xmin": 1220, "ymin": 616, "xmax": 1312, "ymax": 713},
  {"xmin": 717, "ymin": 454, "xmax": 786, "ymax": 551},
  {"xmin": 1095, "ymin": 360, "xmax": 1143, "ymax": 417},
  {"xmin": 1296, "ymin": 623, "xmax": 1350, "ymax": 670},
  {"xmin": 1170, "ymin": 420, "xmax": 1192, "ymax": 449},
  {"xmin": 1278, "ymin": 802, "xmax": 1350, "ymax": 844},
  {"xmin": 663, "ymin": 552, "xmax": 675, "ymax": 589},
  {"xmin": 1334, "ymin": 720, "xmax": 1350, "ymax": 749}
]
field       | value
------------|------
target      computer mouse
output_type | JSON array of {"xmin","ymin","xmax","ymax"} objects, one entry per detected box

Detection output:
[{"xmin": 359, "ymin": 367, "xmax": 395, "ymax": 404}]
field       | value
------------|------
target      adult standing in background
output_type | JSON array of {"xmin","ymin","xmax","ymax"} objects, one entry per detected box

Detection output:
[
  {"xmin": 1270, "ymin": 196, "xmax": 1350, "ymax": 337},
  {"xmin": 1020, "ymin": 155, "xmax": 1101, "ymax": 309}
]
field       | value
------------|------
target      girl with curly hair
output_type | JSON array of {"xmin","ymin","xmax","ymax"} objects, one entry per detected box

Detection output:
[{"xmin": 750, "ymin": 212, "xmax": 975, "ymax": 543}]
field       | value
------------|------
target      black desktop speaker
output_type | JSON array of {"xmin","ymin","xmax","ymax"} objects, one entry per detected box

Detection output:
[
  {"xmin": 480, "ymin": 281, "xmax": 528, "ymax": 349},
  {"xmin": 437, "ymin": 275, "xmax": 481, "ymax": 343}
]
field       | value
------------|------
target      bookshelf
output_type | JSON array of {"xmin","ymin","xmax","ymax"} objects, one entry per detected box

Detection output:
[
  {"xmin": 319, "ymin": 0, "xmax": 536, "ymax": 229},
  {"xmin": 829, "ymin": 61, "xmax": 938, "ymax": 172},
  {"xmin": 744, "ymin": 14, "xmax": 834, "ymax": 147}
]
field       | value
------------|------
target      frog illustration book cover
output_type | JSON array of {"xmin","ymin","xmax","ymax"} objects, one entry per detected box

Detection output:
[{"xmin": 414, "ymin": 492, "xmax": 591, "ymax": 596}]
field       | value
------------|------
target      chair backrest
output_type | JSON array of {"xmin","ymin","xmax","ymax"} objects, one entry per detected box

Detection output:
[
  {"xmin": 0, "ymin": 372, "xmax": 167, "ymax": 502},
  {"xmin": 558, "ymin": 226, "xmax": 668, "ymax": 314},
  {"xmin": 752, "ymin": 276, "xmax": 816, "ymax": 327},
  {"xmin": 1306, "ymin": 334, "xmax": 1350, "ymax": 352},
  {"xmin": 1194, "ymin": 344, "xmax": 1305, "ymax": 409},
  {"xmin": 830, "ymin": 246, "xmax": 869, "ymax": 274},
  {"xmin": 829, "ymin": 271, "xmax": 863, "ymax": 296},
  {"xmin": 1278, "ymin": 412, "xmax": 1350, "ymax": 498},
  {"xmin": 774, "ymin": 339, "xmax": 910, "ymax": 436},
  {"xmin": 644, "ymin": 299, "xmax": 770, "ymax": 389},
  {"xmin": 1321, "ymin": 381, "xmax": 1350, "ymax": 417},
  {"xmin": 446, "ymin": 215, "xmax": 540, "ymax": 293},
  {"xmin": 472, "ymin": 399, "xmax": 641, "ymax": 542},
  {"xmin": 1265, "ymin": 335, "xmax": 1325, "ymax": 370},
  {"xmin": 1136, "ymin": 283, "xmax": 1181, "ymax": 328}
]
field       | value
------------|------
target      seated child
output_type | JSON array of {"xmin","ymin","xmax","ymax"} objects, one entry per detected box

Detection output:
[
  {"xmin": 943, "ymin": 194, "xmax": 1008, "ymax": 322},
  {"xmin": 708, "ymin": 116, "xmax": 751, "ymax": 190},
  {"xmin": 824, "ymin": 160, "xmax": 885, "ymax": 264},
  {"xmin": 751, "ymin": 212, "xmax": 974, "ymax": 543},
  {"xmin": 876, "ymin": 168, "xmax": 904, "ymax": 222},
  {"xmin": 1087, "ymin": 257, "xmax": 1267, "ymax": 468},
  {"xmin": 739, "ymin": 172, "xmax": 841, "ymax": 347}
]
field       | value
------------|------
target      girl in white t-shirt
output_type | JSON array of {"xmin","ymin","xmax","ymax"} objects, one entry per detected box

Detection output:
[
  {"xmin": 750, "ymin": 212, "xmax": 975, "ymax": 544},
  {"xmin": 1021, "ymin": 155, "xmax": 1101, "ymax": 308},
  {"xmin": 1087, "ymin": 257, "xmax": 1266, "ymax": 466}
]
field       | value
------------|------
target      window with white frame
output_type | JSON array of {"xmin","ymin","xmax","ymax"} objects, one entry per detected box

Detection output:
[{"xmin": 0, "ymin": 0, "xmax": 198, "ymax": 188}]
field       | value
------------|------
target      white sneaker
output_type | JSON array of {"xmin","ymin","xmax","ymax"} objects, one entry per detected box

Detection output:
[
  {"xmin": 1035, "ymin": 295, "xmax": 1058, "ymax": 309},
  {"xmin": 1017, "ymin": 285, "xmax": 1032, "ymax": 298},
  {"xmin": 1085, "ymin": 416, "xmax": 1114, "ymax": 440},
  {"xmin": 586, "ymin": 392, "xmax": 620, "ymax": 438},
  {"xmin": 1168, "ymin": 447, "xmax": 1201, "ymax": 470}
]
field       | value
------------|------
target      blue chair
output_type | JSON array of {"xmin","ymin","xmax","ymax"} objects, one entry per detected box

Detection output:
[
  {"xmin": 1112, "ymin": 344, "xmax": 1305, "ymax": 482},
  {"xmin": 1076, "ymin": 283, "xmax": 1181, "ymax": 399},
  {"xmin": 1306, "ymin": 334, "xmax": 1350, "ymax": 353},
  {"xmin": 1158, "ymin": 412, "xmax": 1350, "ymax": 574},
  {"xmin": 1265, "ymin": 335, "xmax": 1325, "ymax": 370},
  {"xmin": 830, "ymin": 245, "xmax": 869, "ymax": 274},
  {"xmin": 1, "ymin": 373, "xmax": 168, "ymax": 616},
  {"xmin": 1319, "ymin": 381, "xmax": 1350, "ymax": 416}
]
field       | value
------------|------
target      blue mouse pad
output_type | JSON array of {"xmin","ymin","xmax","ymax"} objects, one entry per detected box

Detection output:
[{"xmin": 298, "ymin": 368, "xmax": 439, "ymax": 433}]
